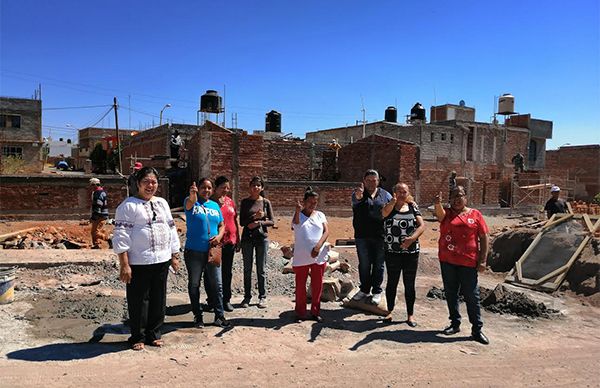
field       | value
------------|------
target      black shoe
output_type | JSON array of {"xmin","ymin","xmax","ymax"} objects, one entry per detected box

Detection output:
[
  {"xmin": 472, "ymin": 331, "xmax": 489, "ymax": 345},
  {"xmin": 442, "ymin": 325, "xmax": 460, "ymax": 335},
  {"xmin": 201, "ymin": 303, "xmax": 214, "ymax": 313},
  {"xmin": 240, "ymin": 298, "xmax": 250, "ymax": 308},
  {"xmin": 194, "ymin": 315, "xmax": 204, "ymax": 328},
  {"xmin": 311, "ymin": 315, "xmax": 323, "ymax": 323},
  {"xmin": 224, "ymin": 302, "xmax": 234, "ymax": 312},
  {"xmin": 406, "ymin": 320, "xmax": 418, "ymax": 328},
  {"xmin": 214, "ymin": 316, "xmax": 231, "ymax": 328}
]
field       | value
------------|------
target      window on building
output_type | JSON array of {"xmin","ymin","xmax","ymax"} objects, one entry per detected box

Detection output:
[
  {"xmin": 0, "ymin": 114, "xmax": 22, "ymax": 128},
  {"xmin": 528, "ymin": 139, "xmax": 538, "ymax": 164},
  {"xmin": 430, "ymin": 132, "xmax": 435, "ymax": 142},
  {"xmin": 441, "ymin": 133, "xmax": 447, "ymax": 141},
  {"xmin": 466, "ymin": 128, "xmax": 474, "ymax": 161},
  {"xmin": 2, "ymin": 146, "xmax": 23, "ymax": 158},
  {"xmin": 450, "ymin": 134, "xmax": 455, "ymax": 143}
]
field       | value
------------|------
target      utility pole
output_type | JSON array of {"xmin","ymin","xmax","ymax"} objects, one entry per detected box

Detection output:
[
  {"xmin": 113, "ymin": 97, "xmax": 123, "ymax": 174},
  {"xmin": 360, "ymin": 96, "xmax": 366, "ymax": 138}
]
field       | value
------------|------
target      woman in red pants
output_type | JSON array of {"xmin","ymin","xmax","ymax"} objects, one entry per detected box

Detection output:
[{"xmin": 292, "ymin": 187, "xmax": 330, "ymax": 322}]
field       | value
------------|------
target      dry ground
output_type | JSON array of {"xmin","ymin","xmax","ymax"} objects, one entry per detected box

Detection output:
[{"xmin": 1, "ymin": 215, "xmax": 599, "ymax": 387}]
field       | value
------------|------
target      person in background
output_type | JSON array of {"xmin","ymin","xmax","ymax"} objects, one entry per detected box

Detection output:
[
  {"xmin": 211, "ymin": 176, "xmax": 241, "ymax": 312},
  {"xmin": 127, "ymin": 162, "xmax": 143, "ymax": 197},
  {"xmin": 112, "ymin": 167, "xmax": 181, "ymax": 350},
  {"xmin": 433, "ymin": 186, "xmax": 490, "ymax": 345},
  {"xmin": 292, "ymin": 187, "xmax": 329, "ymax": 322},
  {"xmin": 239, "ymin": 176, "xmax": 275, "ymax": 309},
  {"xmin": 351, "ymin": 169, "xmax": 392, "ymax": 305},
  {"xmin": 448, "ymin": 171, "xmax": 457, "ymax": 200},
  {"xmin": 544, "ymin": 185, "xmax": 567, "ymax": 219},
  {"xmin": 381, "ymin": 183, "xmax": 425, "ymax": 326},
  {"xmin": 89, "ymin": 177, "xmax": 109, "ymax": 249},
  {"xmin": 184, "ymin": 178, "xmax": 230, "ymax": 328}
]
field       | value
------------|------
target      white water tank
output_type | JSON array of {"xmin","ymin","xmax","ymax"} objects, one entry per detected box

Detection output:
[{"xmin": 498, "ymin": 94, "xmax": 515, "ymax": 115}]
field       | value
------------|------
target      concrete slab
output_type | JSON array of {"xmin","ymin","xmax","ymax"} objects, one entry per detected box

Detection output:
[{"xmin": 0, "ymin": 250, "xmax": 116, "ymax": 269}]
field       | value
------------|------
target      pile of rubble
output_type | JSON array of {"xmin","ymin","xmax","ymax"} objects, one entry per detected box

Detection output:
[
  {"xmin": 571, "ymin": 200, "xmax": 600, "ymax": 215},
  {"xmin": 426, "ymin": 284, "xmax": 561, "ymax": 319},
  {"xmin": 279, "ymin": 244, "xmax": 355, "ymax": 302},
  {"xmin": 0, "ymin": 226, "xmax": 90, "ymax": 249}
]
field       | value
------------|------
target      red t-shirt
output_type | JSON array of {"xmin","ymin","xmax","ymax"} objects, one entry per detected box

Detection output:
[
  {"xmin": 220, "ymin": 196, "xmax": 238, "ymax": 245},
  {"xmin": 438, "ymin": 208, "xmax": 489, "ymax": 268}
]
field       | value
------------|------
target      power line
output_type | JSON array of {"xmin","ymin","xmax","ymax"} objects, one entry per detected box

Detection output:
[{"xmin": 43, "ymin": 104, "xmax": 112, "ymax": 110}]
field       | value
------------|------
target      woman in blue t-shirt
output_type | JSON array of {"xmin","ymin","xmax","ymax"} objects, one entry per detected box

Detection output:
[
  {"xmin": 381, "ymin": 183, "xmax": 425, "ymax": 327},
  {"xmin": 184, "ymin": 178, "xmax": 230, "ymax": 328}
]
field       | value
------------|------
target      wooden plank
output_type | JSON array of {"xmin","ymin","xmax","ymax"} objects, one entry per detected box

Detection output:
[
  {"xmin": 542, "ymin": 213, "xmax": 572, "ymax": 231},
  {"xmin": 0, "ymin": 227, "xmax": 40, "ymax": 242},
  {"xmin": 583, "ymin": 214, "xmax": 595, "ymax": 233}
]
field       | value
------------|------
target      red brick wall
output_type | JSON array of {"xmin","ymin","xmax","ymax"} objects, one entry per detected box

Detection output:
[
  {"xmin": 504, "ymin": 130, "xmax": 529, "ymax": 166},
  {"xmin": 263, "ymin": 139, "xmax": 311, "ymax": 180},
  {"xmin": 544, "ymin": 146, "xmax": 600, "ymax": 201},
  {"xmin": 263, "ymin": 181, "xmax": 355, "ymax": 214},
  {"xmin": 0, "ymin": 175, "xmax": 166, "ymax": 218},
  {"xmin": 337, "ymin": 135, "xmax": 418, "ymax": 193}
]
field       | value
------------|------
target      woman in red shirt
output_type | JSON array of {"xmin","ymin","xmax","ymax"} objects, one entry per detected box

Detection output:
[
  {"xmin": 434, "ymin": 185, "xmax": 490, "ymax": 345},
  {"xmin": 211, "ymin": 176, "xmax": 241, "ymax": 312}
]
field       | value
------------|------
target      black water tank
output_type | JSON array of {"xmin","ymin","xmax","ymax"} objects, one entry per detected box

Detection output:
[
  {"xmin": 265, "ymin": 110, "xmax": 282, "ymax": 132},
  {"xmin": 410, "ymin": 102, "xmax": 426, "ymax": 122},
  {"xmin": 200, "ymin": 90, "xmax": 222, "ymax": 113},
  {"xmin": 384, "ymin": 106, "xmax": 397, "ymax": 122}
]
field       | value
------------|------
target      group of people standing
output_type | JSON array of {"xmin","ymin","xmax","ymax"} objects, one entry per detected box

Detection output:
[
  {"xmin": 108, "ymin": 166, "xmax": 491, "ymax": 350},
  {"xmin": 111, "ymin": 170, "xmax": 277, "ymax": 350},
  {"xmin": 350, "ymin": 169, "xmax": 490, "ymax": 345}
]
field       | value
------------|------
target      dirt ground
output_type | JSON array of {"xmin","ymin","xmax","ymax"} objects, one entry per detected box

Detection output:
[{"xmin": 1, "ymin": 215, "xmax": 600, "ymax": 387}]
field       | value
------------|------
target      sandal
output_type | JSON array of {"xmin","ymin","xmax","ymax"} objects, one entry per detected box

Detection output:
[
  {"xmin": 132, "ymin": 342, "xmax": 145, "ymax": 351},
  {"xmin": 150, "ymin": 339, "xmax": 164, "ymax": 347}
]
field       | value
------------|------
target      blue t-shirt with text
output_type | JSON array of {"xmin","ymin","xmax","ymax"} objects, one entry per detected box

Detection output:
[{"xmin": 184, "ymin": 198, "xmax": 223, "ymax": 252}]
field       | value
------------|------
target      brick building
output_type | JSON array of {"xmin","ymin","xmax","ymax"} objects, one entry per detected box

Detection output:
[
  {"xmin": 0, "ymin": 96, "xmax": 43, "ymax": 174},
  {"xmin": 306, "ymin": 103, "xmax": 553, "ymax": 206},
  {"xmin": 76, "ymin": 127, "xmax": 137, "ymax": 170},
  {"xmin": 545, "ymin": 145, "xmax": 600, "ymax": 201}
]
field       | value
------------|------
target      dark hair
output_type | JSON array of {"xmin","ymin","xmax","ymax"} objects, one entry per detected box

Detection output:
[
  {"xmin": 215, "ymin": 175, "xmax": 229, "ymax": 188},
  {"xmin": 249, "ymin": 176, "xmax": 264, "ymax": 188},
  {"xmin": 450, "ymin": 185, "xmax": 467, "ymax": 198},
  {"xmin": 364, "ymin": 169, "xmax": 379, "ymax": 179},
  {"xmin": 198, "ymin": 177, "xmax": 213, "ymax": 187},
  {"xmin": 303, "ymin": 186, "xmax": 318, "ymax": 201},
  {"xmin": 136, "ymin": 167, "xmax": 159, "ymax": 184}
]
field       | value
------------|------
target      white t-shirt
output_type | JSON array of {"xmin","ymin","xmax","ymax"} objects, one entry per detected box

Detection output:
[{"xmin": 292, "ymin": 210, "xmax": 328, "ymax": 267}]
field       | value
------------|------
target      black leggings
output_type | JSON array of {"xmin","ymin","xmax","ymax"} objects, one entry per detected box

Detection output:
[{"xmin": 385, "ymin": 252, "xmax": 419, "ymax": 315}]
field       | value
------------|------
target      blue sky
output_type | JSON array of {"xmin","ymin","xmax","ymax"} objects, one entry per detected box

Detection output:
[{"xmin": 1, "ymin": 0, "xmax": 598, "ymax": 148}]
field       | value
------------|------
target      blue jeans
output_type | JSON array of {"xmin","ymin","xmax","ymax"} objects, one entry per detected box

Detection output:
[
  {"xmin": 241, "ymin": 238, "xmax": 268, "ymax": 300},
  {"xmin": 440, "ymin": 261, "xmax": 483, "ymax": 333},
  {"xmin": 355, "ymin": 237, "xmax": 385, "ymax": 295},
  {"xmin": 184, "ymin": 248, "xmax": 224, "ymax": 318}
]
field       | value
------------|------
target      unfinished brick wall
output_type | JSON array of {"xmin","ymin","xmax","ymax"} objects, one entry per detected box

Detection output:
[
  {"xmin": 263, "ymin": 139, "xmax": 311, "ymax": 180},
  {"xmin": 337, "ymin": 135, "xmax": 419, "ymax": 194},
  {"xmin": 0, "ymin": 175, "xmax": 167, "ymax": 218},
  {"xmin": 544, "ymin": 145, "xmax": 600, "ymax": 201},
  {"xmin": 264, "ymin": 181, "xmax": 355, "ymax": 214},
  {"xmin": 504, "ymin": 129, "xmax": 529, "ymax": 167}
]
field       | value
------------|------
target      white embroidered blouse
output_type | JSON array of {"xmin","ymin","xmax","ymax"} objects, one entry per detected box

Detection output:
[{"xmin": 113, "ymin": 196, "xmax": 181, "ymax": 265}]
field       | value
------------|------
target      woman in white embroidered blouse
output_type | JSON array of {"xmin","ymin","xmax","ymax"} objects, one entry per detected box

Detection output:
[
  {"xmin": 113, "ymin": 167, "xmax": 181, "ymax": 351},
  {"xmin": 291, "ymin": 187, "xmax": 329, "ymax": 322}
]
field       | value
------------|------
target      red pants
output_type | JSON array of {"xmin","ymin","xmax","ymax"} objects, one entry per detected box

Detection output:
[{"xmin": 293, "ymin": 263, "xmax": 326, "ymax": 318}]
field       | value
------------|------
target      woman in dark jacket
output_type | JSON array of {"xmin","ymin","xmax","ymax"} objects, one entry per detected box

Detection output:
[{"xmin": 239, "ymin": 176, "xmax": 274, "ymax": 309}]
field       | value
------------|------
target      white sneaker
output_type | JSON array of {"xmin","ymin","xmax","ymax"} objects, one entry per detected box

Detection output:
[
  {"xmin": 371, "ymin": 293, "xmax": 382, "ymax": 305},
  {"xmin": 352, "ymin": 290, "xmax": 368, "ymax": 301}
]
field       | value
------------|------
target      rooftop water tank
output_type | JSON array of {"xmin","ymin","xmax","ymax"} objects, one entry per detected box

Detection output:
[
  {"xmin": 410, "ymin": 102, "xmax": 426, "ymax": 122},
  {"xmin": 200, "ymin": 90, "xmax": 223, "ymax": 113},
  {"xmin": 498, "ymin": 94, "xmax": 515, "ymax": 115},
  {"xmin": 265, "ymin": 110, "xmax": 282, "ymax": 132},
  {"xmin": 384, "ymin": 106, "xmax": 397, "ymax": 123}
]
